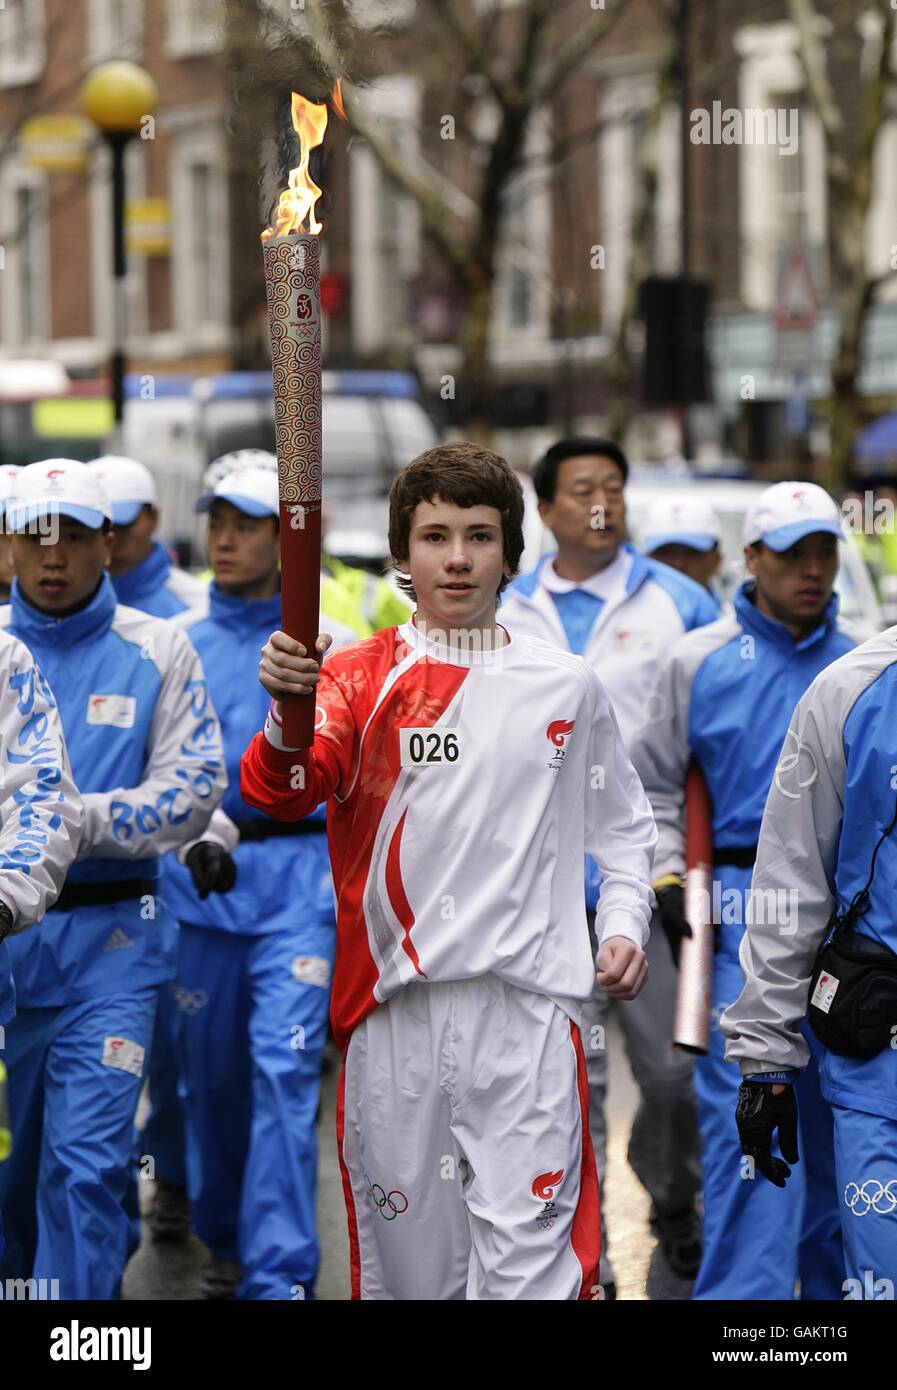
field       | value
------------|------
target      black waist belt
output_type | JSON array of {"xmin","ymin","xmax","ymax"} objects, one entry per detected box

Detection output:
[
  {"xmin": 51, "ymin": 878, "xmax": 155, "ymax": 912},
  {"xmin": 712, "ymin": 846, "xmax": 757, "ymax": 870},
  {"xmin": 234, "ymin": 819, "xmax": 326, "ymax": 842}
]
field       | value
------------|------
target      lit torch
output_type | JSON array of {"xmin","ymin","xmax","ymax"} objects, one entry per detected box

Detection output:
[{"xmin": 261, "ymin": 89, "xmax": 337, "ymax": 748}]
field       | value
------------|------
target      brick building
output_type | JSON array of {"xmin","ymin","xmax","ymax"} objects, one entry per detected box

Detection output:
[{"xmin": 2, "ymin": 0, "xmax": 896, "ymax": 467}]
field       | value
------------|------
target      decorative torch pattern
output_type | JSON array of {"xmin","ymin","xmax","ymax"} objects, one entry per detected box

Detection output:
[
  {"xmin": 262, "ymin": 233, "xmax": 322, "ymax": 508},
  {"xmin": 261, "ymin": 88, "xmax": 337, "ymax": 749}
]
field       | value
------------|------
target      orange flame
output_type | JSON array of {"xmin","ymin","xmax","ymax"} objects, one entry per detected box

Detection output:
[
  {"xmin": 262, "ymin": 91, "xmax": 330, "ymax": 241},
  {"xmin": 331, "ymin": 79, "xmax": 346, "ymax": 123}
]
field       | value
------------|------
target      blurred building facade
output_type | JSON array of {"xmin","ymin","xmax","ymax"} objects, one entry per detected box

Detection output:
[{"xmin": 1, "ymin": 0, "xmax": 896, "ymax": 468}]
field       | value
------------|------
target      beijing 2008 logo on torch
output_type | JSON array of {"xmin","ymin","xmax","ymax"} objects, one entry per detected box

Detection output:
[{"xmin": 546, "ymin": 719, "xmax": 575, "ymax": 773}]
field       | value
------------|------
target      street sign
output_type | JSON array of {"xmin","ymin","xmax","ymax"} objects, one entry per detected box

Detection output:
[
  {"xmin": 20, "ymin": 115, "xmax": 91, "ymax": 172},
  {"xmin": 125, "ymin": 198, "xmax": 170, "ymax": 256},
  {"xmin": 775, "ymin": 246, "xmax": 819, "ymax": 373}
]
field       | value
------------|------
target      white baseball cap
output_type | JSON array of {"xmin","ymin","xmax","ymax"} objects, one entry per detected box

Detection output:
[
  {"xmin": 744, "ymin": 481, "xmax": 843, "ymax": 552},
  {"xmin": 202, "ymin": 450, "xmax": 278, "ymax": 492},
  {"xmin": 6, "ymin": 459, "xmax": 112, "ymax": 532},
  {"xmin": 642, "ymin": 495, "xmax": 722, "ymax": 554},
  {"xmin": 88, "ymin": 455, "xmax": 158, "ymax": 525},
  {"xmin": 195, "ymin": 466, "xmax": 279, "ymax": 518},
  {"xmin": 0, "ymin": 466, "xmax": 22, "ymax": 516}
]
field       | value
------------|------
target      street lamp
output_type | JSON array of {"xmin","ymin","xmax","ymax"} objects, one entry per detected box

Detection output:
[{"xmin": 80, "ymin": 61, "xmax": 158, "ymax": 448}]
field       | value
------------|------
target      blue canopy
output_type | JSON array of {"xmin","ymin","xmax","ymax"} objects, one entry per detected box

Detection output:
[{"xmin": 855, "ymin": 411, "xmax": 897, "ymax": 464}]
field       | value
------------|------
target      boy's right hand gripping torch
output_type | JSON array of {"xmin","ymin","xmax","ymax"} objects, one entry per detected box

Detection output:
[{"xmin": 673, "ymin": 760, "xmax": 714, "ymax": 1054}]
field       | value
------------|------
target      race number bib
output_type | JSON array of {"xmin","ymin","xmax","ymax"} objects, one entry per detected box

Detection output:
[{"xmin": 399, "ymin": 728, "xmax": 461, "ymax": 768}]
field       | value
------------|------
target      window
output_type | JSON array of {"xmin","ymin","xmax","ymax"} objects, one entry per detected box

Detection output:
[
  {"xmin": 600, "ymin": 75, "xmax": 680, "ymax": 330},
  {"xmin": 171, "ymin": 128, "xmax": 229, "ymax": 345},
  {"xmin": 0, "ymin": 171, "xmax": 49, "ymax": 347},
  {"xmin": 349, "ymin": 78, "xmax": 421, "ymax": 354},
  {"xmin": 0, "ymin": 0, "xmax": 45, "ymax": 88},
  {"xmin": 735, "ymin": 22, "xmax": 826, "ymax": 310},
  {"xmin": 478, "ymin": 110, "xmax": 553, "ymax": 347},
  {"xmin": 88, "ymin": 0, "xmax": 143, "ymax": 62},
  {"xmin": 166, "ymin": 0, "xmax": 220, "ymax": 58},
  {"xmin": 494, "ymin": 139, "xmax": 551, "ymax": 340},
  {"xmin": 190, "ymin": 164, "xmax": 217, "ymax": 327},
  {"xmin": 17, "ymin": 189, "xmax": 43, "ymax": 343}
]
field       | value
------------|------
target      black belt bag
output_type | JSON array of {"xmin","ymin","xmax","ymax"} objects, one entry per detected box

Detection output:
[
  {"xmin": 807, "ymin": 792, "xmax": 897, "ymax": 1059},
  {"xmin": 808, "ymin": 918, "xmax": 897, "ymax": 1059},
  {"xmin": 50, "ymin": 878, "xmax": 155, "ymax": 913}
]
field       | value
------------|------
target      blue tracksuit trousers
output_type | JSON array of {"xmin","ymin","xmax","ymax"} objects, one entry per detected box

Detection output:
[
  {"xmin": 0, "ymin": 988, "xmax": 157, "ymax": 1299},
  {"xmin": 692, "ymin": 867, "xmax": 843, "ymax": 1299},
  {"xmin": 177, "ymin": 920, "xmax": 334, "ymax": 1300}
]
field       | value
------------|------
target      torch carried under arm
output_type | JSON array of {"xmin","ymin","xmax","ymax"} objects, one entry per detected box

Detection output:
[
  {"xmin": 673, "ymin": 760, "xmax": 715, "ymax": 1054},
  {"xmin": 261, "ymin": 92, "xmax": 336, "ymax": 749}
]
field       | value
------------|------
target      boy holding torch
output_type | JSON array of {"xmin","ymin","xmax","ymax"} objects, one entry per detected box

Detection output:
[{"xmin": 241, "ymin": 443, "xmax": 656, "ymax": 1300}]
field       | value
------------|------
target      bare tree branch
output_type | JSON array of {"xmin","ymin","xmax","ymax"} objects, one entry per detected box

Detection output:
[
  {"xmin": 786, "ymin": 0, "xmax": 850, "ymax": 190},
  {"xmin": 240, "ymin": 0, "xmax": 642, "ymax": 430},
  {"xmin": 528, "ymin": 0, "xmax": 628, "ymax": 111},
  {"xmin": 430, "ymin": 0, "xmax": 510, "ymax": 109},
  {"xmin": 606, "ymin": 38, "xmax": 678, "ymax": 437},
  {"xmin": 789, "ymin": 0, "xmax": 897, "ymax": 486}
]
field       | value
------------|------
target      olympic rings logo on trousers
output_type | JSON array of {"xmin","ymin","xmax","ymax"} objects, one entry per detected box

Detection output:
[
  {"xmin": 368, "ymin": 1183, "xmax": 409, "ymax": 1220},
  {"xmin": 844, "ymin": 1181, "xmax": 897, "ymax": 1216}
]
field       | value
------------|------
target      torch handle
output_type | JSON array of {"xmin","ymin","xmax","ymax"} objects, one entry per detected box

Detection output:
[
  {"xmin": 279, "ymin": 502, "xmax": 322, "ymax": 749},
  {"xmin": 673, "ymin": 760, "xmax": 715, "ymax": 1054}
]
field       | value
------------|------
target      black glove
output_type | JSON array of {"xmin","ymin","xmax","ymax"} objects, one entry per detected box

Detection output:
[
  {"xmin": 0, "ymin": 901, "xmax": 13, "ymax": 944},
  {"xmin": 186, "ymin": 843, "xmax": 237, "ymax": 900},
  {"xmin": 655, "ymin": 883, "xmax": 691, "ymax": 967},
  {"xmin": 736, "ymin": 1080, "xmax": 799, "ymax": 1188}
]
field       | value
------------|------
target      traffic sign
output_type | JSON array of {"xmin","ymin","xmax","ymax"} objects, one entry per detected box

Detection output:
[{"xmin": 775, "ymin": 247, "xmax": 818, "ymax": 332}]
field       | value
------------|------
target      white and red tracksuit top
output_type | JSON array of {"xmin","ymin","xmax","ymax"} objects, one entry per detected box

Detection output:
[{"xmin": 240, "ymin": 618, "xmax": 656, "ymax": 1047}]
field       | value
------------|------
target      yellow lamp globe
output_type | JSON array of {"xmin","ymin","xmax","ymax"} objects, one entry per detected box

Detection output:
[{"xmin": 80, "ymin": 61, "xmax": 158, "ymax": 136}]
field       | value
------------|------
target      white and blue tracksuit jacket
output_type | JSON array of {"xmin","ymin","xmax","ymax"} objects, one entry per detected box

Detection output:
[
  {"xmin": 1, "ymin": 574, "xmax": 227, "ymax": 1005},
  {"xmin": 632, "ymin": 581, "xmax": 861, "ymax": 1299},
  {"xmin": 110, "ymin": 542, "xmax": 206, "ymax": 620},
  {"xmin": 723, "ymin": 624, "xmax": 897, "ymax": 1286},
  {"xmin": 502, "ymin": 544, "xmax": 719, "ymax": 907},
  {"xmin": 723, "ymin": 623, "xmax": 897, "ymax": 1100},
  {"xmin": 0, "ymin": 632, "xmax": 82, "ymax": 1027},
  {"xmin": 501, "ymin": 545, "xmax": 719, "ymax": 749},
  {"xmin": 631, "ymin": 583, "xmax": 861, "ymax": 883}
]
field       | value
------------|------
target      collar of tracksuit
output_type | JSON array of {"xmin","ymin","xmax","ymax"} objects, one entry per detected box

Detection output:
[
  {"xmin": 11, "ymin": 572, "xmax": 117, "ymax": 649},
  {"xmin": 208, "ymin": 581, "xmax": 282, "ymax": 631},
  {"xmin": 511, "ymin": 542, "xmax": 652, "ymax": 602},
  {"xmin": 111, "ymin": 542, "xmax": 171, "ymax": 607},
  {"xmin": 733, "ymin": 580, "xmax": 839, "ymax": 652},
  {"xmin": 539, "ymin": 544, "xmax": 634, "ymax": 599}
]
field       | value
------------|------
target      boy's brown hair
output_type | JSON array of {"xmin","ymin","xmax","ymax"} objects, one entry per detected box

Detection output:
[{"xmin": 388, "ymin": 442, "xmax": 526, "ymax": 599}]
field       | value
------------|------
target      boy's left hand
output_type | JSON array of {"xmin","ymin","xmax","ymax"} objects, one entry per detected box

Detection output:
[{"xmin": 596, "ymin": 937, "xmax": 648, "ymax": 1000}]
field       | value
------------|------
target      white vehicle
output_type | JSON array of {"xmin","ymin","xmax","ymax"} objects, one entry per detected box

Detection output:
[{"xmin": 194, "ymin": 370, "xmax": 440, "ymax": 568}]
